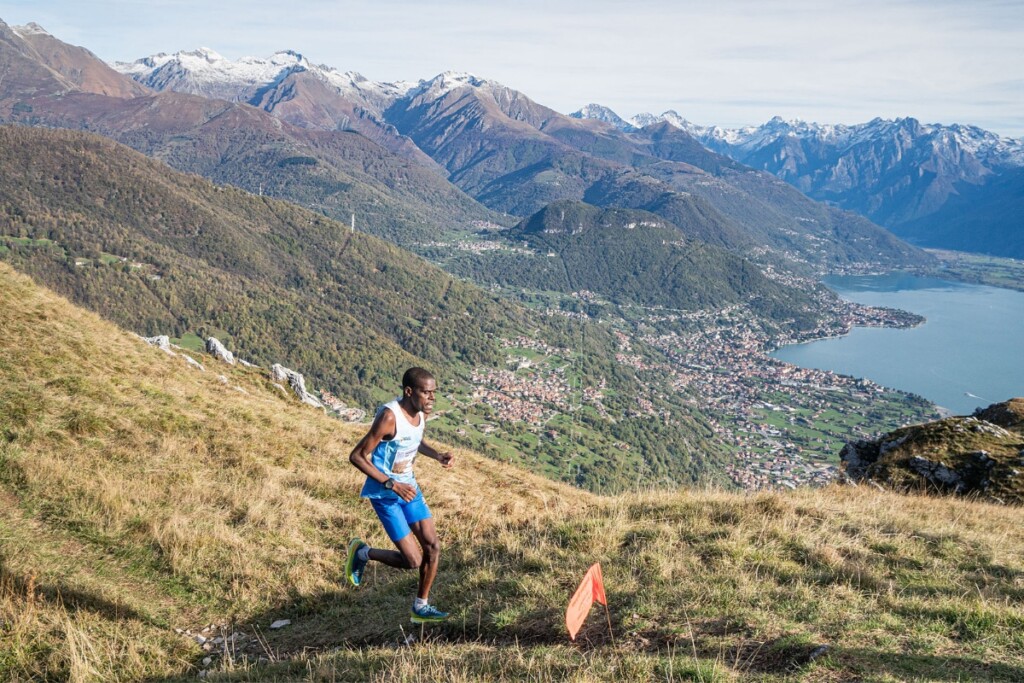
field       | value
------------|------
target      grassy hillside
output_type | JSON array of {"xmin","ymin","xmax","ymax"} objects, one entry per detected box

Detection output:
[{"xmin": 2, "ymin": 263, "xmax": 1022, "ymax": 682}]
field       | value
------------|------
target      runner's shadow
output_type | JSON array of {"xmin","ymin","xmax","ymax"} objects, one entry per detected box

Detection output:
[
  {"xmin": 137, "ymin": 539, "xmax": 595, "ymax": 682},
  {"xmin": 834, "ymin": 647, "xmax": 1024, "ymax": 682}
]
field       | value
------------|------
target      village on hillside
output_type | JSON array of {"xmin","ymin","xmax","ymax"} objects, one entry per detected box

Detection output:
[{"xmin": 457, "ymin": 282, "xmax": 935, "ymax": 491}]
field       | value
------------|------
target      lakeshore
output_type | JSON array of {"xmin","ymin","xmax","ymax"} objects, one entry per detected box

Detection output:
[
  {"xmin": 433, "ymin": 274, "xmax": 939, "ymax": 492},
  {"xmin": 773, "ymin": 273, "xmax": 1024, "ymax": 416}
]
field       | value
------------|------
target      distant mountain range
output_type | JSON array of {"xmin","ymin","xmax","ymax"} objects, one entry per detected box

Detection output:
[
  {"xmin": 0, "ymin": 21, "xmax": 497, "ymax": 248},
  {"xmin": 108, "ymin": 44, "xmax": 930, "ymax": 272},
  {"xmin": 116, "ymin": 46, "xmax": 433, "ymax": 166},
  {"xmin": 573, "ymin": 108, "xmax": 1024, "ymax": 259}
]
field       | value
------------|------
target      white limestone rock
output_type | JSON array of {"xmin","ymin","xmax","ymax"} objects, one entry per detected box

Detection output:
[
  {"xmin": 206, "ymin": 337, "xmax": 236, "ymax": 365},
  {"xmin": 908, "ymin": 456, "xmax": 963, "ymax": 490},
  {"xmin": 270, "ymin": 364, "xmax": 323, "ymax": 408},
  {"xmin": 141, "ymin": 334, "xmax": 176, "ymax": 355}
]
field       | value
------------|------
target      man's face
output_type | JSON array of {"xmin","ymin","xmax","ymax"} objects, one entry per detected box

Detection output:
[{"xmin": 406, "ymin": 377, "xmax": 437, "ymax": 415}]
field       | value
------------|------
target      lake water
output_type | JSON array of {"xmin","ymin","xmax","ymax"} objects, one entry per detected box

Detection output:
[{"xmin": 771, "ymin": 273, "xmax": 1024, "ymax": 415}]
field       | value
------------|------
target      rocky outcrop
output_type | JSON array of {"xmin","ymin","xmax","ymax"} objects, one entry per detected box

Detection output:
[
  {"xmin": 141, "ymin": 335, "xmax": 174, "ymax": 354},
  {"xmin": 974, "ymin": 398, "xmax": 1024, "ymax": 430},
  {"xmin": 319, "ymin": 389, "xmax": 366, "ymax": 422},
  {"xmin": 840, "ymin": 399, "xmax": 1024, "ymax": 504},
  {"xmin": 206, "ymin": 337, "xmax": 235, "ymax": 365},
  {"xmin": 271, "ymin": 364, "xmax": 323, "ymax": 409},
  {"xmin": 140, "ymin": 335, "xmax": 364, "ymax": 414},
  {"xmin": 138, "ymin": 334, "xmax": 206, "ymax": 371}
]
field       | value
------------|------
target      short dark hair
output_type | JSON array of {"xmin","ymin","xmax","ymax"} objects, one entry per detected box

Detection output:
[{"xmin": 402, "ymin": 367, "xmax": 434, "ymax": 389}]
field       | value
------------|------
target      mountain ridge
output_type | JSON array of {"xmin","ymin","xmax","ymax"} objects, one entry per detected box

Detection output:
[
  {"xmin": 108, "ymin": 37, "xmax": 932, "ymax": 271},
  {"xmin": 574, "ymin": 106, "xmax": 1024, "ymax": 258},
  {"xmin": 0, "ymin": 25, "xmax": 501, "ymax": 249}
]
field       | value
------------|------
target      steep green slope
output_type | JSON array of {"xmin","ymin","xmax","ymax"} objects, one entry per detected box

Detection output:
[
  {"xmin": 581, "ymin": 172, "xmax": 756, "ymax": 251},
  {"xmin": 11, "ymin": 92, "xmax": 501, "ymax": 246},
  {"xmin": 2, "ymin": 265, "xmax": 1021, "ymax": 682},
  {"xmin": 0, "ymin": 125, "xmax": 727, "ymax": 490},
  {"xmin": 0, "ymin": 125, "xmax": 510, "ymax": 404},
  {"xmin": 442, "ymin": 200, "xmax": 818, "ymax": 327}
]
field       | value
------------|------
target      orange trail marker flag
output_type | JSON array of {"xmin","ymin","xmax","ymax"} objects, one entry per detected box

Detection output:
[{"xmin": 565, "ymin": 563, "xmax": 611, "ymax": 641}]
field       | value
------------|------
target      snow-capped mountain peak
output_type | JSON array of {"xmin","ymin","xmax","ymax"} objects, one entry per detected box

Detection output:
[
  {"xmin": 112, "ymin": 48, "xmax": 419, "ymax": 111},
  {"xmin": 616, "ymin": 110, "xmax": 1023, "ymax": 168},
  {"xmin": 658, "ymin": 110, "xmax": 694, "ymax": 130},
  {"xmin": 705, "ymin": 116, "xmax": 1024, "ymax": 165},
  {"xmin": 569, "ymin": 104, "xmax": 629, "ymax": 129},
  {"xmin": 114, "ymin": 48, "xmax": 305, "ymax": 89},
  {"xmin": 182, "ymin": 47, "xmax": 225, "ymax": 63},
  {"xmin": 406, "ymin": 71, "xmax": 498, "ymax": 100},
  {"xmin": 12, "ymin": 22, "xmax": 51, "ymax": 37},
  {"xmin": 628, "ymin": 112, "xmax": 659, "ymax": 129}
]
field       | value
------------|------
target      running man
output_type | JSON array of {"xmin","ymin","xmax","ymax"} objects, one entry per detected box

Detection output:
[{"xmin": 345, "ymin": 367, "xmax": 454, "ymax": 624}]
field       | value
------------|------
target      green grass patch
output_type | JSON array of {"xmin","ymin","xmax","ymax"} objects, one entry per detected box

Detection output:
[{"xmin": 171, "ymin": 332, "xmax": 205, "ymax": 352}]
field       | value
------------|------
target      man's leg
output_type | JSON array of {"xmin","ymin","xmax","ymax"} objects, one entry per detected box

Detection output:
[
  {"xmin": 369, "ymin": 534, "xmax": 422, "ymax": 569},
  {"xmin": 409, "ymin": 517, "xmax": 440, "ymax": 600},
  {"xmin": 348, "ymin": 499, "xmax": 422, "ymax": 586}
]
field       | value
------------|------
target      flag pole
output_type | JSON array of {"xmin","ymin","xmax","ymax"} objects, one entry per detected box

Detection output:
[{"xmin": 604, "ymin": 602, "xmax": 615, "ymax": 646}]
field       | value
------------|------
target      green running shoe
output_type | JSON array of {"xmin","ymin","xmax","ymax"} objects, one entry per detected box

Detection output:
[
  {"xmin": 410, "ymin": 603, "xmax": 449, "ymax": 624},
  {"xmin": 345, "ymin": 538, "xmax": 368, "ymax": 587}
]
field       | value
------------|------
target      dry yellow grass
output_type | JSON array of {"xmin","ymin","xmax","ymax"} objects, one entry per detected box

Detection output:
[{"xmin": 2, "ymin": 261, "xmax": 1022, "ymax": 682}]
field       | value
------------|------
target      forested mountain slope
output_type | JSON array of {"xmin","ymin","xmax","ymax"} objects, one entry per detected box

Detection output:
[
  {"xmin": 441, "ymin": 199, "xmax": 819, "ymax": 327},
  {"xmin": 0, "ymin": 125, "xmax": 727, "ymax": 490}
]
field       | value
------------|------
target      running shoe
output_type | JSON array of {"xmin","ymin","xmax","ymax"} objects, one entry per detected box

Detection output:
[
  {"xmin": 345, "ymin": 538, "xmax": 368, "ymax": 587},
  {"xmin": 410, "ymin": 603, "xmax": 449, "ymax": 624}
]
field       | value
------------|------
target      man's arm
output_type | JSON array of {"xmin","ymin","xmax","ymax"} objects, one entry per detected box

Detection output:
[
  {"xmin": 348, "ymin": 410, "xmax": 417, "ymax": 501},
  {"xmin": 418, "ymin": 441, "xmax": 455, "ymax": 469}
]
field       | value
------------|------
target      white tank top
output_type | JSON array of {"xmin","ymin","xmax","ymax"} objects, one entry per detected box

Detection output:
[{"xmin": 360, "ymin": 398, "xmax": 425, "ymax": 498}]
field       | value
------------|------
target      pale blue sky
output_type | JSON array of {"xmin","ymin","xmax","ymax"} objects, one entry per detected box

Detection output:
[{"xmin": 4, "ymin": 0, "xmax": 1023, "ymax": 136}]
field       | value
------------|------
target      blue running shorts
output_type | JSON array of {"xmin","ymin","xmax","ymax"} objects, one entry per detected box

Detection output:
[{"xmin": 370, "ymin": 491, "xmax": 432, "ymax": 542}]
